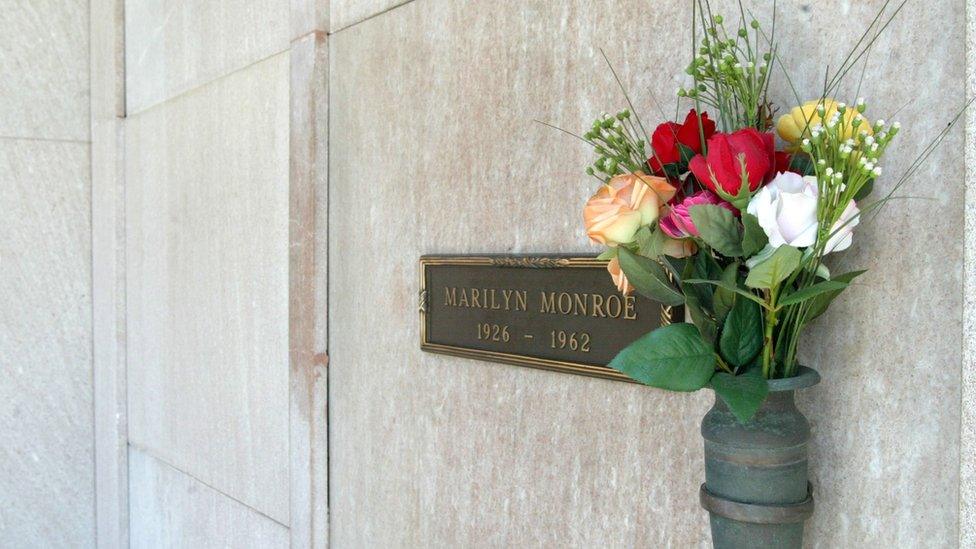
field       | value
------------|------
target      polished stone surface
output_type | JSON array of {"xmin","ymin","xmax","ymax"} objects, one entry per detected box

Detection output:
[
  {"xmin": 962, "ymin": 1, "xmax": 976, "ymax": 544},
  {"xmin": 129, "ymin": 448, "xmax": 289, "ymax": 548},
  {"xmin": 329, "ymin": 0, "xmax": 965, "ymax": 546},
  {"xmin": 0, "ymin": 140, "xmax": 93, "ymax": 546},
  {"xmin": 330, "ymin": 0, "xmax": 408, "ymax": 32},
  {"xmin": 125, "ymin": 53, "xmax": 291, "ymax": 524},
  {"xmin": 124, "ymin": 0, "xmax": 290, "ymax": 114},
  {"xmin": 0, "ymin": 1, "xmax": 89, "ymax": 140}
]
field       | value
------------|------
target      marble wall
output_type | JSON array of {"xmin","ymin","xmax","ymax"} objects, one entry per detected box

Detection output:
[
  {"xmin": 328, "ymin": 0, "xmax": 968, "ymax": 547},
  {"xmin": 0, "ymin": 1, "xmax": 93, "ymax": 546},
  {"xmin": 4, "ymin": 0, "xmax": 971, "ymax": 546},
  {"xmin": 121, "ymin": 0, "xmax": 329, "ymax": 546}
]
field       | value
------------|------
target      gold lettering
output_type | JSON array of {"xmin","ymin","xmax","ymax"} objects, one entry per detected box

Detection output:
[
  {"xmin": 606, "ymin": 294, "xmax": 622, "ymax": 318},
  {"xmin": 540, "ymin": 292, "xmax": 556, "ymax": 314},
  {"xmin": 624, "ymin": 296, "xmax": 637, "ymax": 320},
  {"xmin": 514, "ymin": 290, "xmax": 527, "ymax": 311},
  {"xmin": 573, "ymin": 293, "xmax": 587, "ymax": 316},
  {"xmin": 444, "ymin": 287, "xmax": 457, "ymax": 306},
  {"xmin": 471, "ymin": 288, "xmax": 481, "ymax": 308},
  {"xmin": 591, "ymin": 294, "xmax": 606, "ymax": 317},
  {"xmin": 458, "ymin": 289, "xmax": 469, "ymax": 308},
  {"xmin": 558, "ymin": 292, "xmax": 572, "ymax": 314},
  {"xmin": 502, "ymin": 289, "xmax": 513, "ymax": 310},
  {"xmin": 489, "ymin": 289, "xmax": 501, "ymax": 310}
]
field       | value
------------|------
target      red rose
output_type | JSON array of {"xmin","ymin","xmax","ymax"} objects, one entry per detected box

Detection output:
[
  {"xmin": 688, "ymin": 128, "xmax": 775, "ymax": 196},
  {"xmin": 647, "ymin": 109, "xmax": 716, "ymax": 175},
  {"xmin": 773, "ymin": 151, "xmax": 793, "ymax": 177}
]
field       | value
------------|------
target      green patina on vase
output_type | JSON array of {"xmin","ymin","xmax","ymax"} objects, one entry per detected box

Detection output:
[{"xmin": 699, "ymin": 367, "xmax": 820, "ymax": 548}]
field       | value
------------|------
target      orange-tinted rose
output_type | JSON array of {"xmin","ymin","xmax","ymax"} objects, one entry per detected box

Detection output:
[
  {"xmin": 607, "ymin": 257, "xmax": 633, "ymax": 295},
  {"xmin": 583, "ymin": 172, "xmax": 676, "ymax": 246}
]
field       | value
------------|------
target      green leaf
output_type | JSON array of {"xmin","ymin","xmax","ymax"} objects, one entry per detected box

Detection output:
[
  {"xmin": 609, "ymin": 323, "xmax": 716, "ymax": 391},
  {"xmin": 854, "ymin": 178, "xmax": 874, "ymax": 200},
  {"xmin": 677, "ymin": 142, "xmax": 697, "ymax": 164},
  {"xmin": 787, "ymin": 153, "xmax": 816, "ymax": 176},
  {"xmin": 745, "ymin": 246, "xmax": 801, "ymax": 289},
  {"xmin": 778, "ymin": 280, "xmax": 850, "ymax": 308},
  {"xmin": 685, "ymin": 292, "xmax": 718, "ymax": 344},
  {"xmin": 712, "ymin": 262, "xmax": 740, "ymax": 323},
  {"xmin": 617, "ymin": 248, "xmax": 684, "ymax": 306},
  {"xmin": 719, "ymin": 296, "xmax": 763, "ymax": 367},
  {"xmin": 684, "ymin": 278, "xmax": 767, "ymax": 308},
  {"xmin": 729, "ymin": 161, "xmax": 755, "ymax": 211},
  {"xmin": 803, "ymin": 270, "xmax": 867, "ymax": 323},
  {"xmin": 681, "ymin": 257, "xmax": 718, "ymax": 343},
  {"xmin": 710, "ymin": 368, "xmax": 769, "ymax": 423},
  {"xmin": 689, "ymin": 204, "xmax": 743, "ymax": 256},
  {"xmin": 596, "ymin": 248, "xmax": 618, "ymax": 261},
  {"xmin": 635, "ymin": 226, "xmax": 669, "ymax": 259},
  {"xmin": 745, "ymin": 243, "xmax": 777, "ymax": 269},
  {"xmin": 740, "ymin": 213, "xmax": 768, "ymax": 257}
]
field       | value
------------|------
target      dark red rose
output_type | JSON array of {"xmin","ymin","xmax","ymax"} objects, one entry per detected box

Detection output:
[
  {"xmin": 647, "ymin": 109, "xmax": 716, "ymax": 175},
  {"xmin": 688, "ymin": 128, "xmax": 775, "ymax": 196},
  {"xmin": 772, "ymin": 151, "xmax": 800, "ymax": 179}
]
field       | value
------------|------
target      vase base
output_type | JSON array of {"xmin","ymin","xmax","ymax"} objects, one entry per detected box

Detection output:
[{"xmin": 700, "ymin": 484, "xmax": 813, "ymax": 548}]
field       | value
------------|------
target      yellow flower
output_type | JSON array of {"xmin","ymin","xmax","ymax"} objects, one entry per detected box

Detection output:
[{"xmin": 776, "ymin": 99, "xmax": 872, "ymax": 150}]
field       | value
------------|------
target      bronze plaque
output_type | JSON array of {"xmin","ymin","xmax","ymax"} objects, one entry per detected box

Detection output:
[{"xmin": 419, "ymin": 255, "xmax": 679, "ymax": 382}]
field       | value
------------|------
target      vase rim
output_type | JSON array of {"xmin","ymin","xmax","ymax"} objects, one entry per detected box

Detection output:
[{"xmin": 767, "ymin": 366, "xmax": 820, "ymax": 392}]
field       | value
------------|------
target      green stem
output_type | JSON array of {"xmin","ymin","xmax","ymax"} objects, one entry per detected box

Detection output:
[
  {"xmin": 715, "ymin": 354, "xmax": 734, "ymax": 374},
  {"xmin": 762, "ymin": 286, "xmax": 780, "ymax": 378}
]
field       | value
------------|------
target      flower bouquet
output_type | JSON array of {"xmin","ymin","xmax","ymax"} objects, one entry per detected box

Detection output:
[{"xmin": 565, "ymin": 1, "xmax": 965, "ymax": 546}]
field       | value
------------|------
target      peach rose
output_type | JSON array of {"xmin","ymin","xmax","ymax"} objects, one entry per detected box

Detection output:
[
  {"xmin": 607, "ymin": 257, "xmax": 633, "ymax": 295},
  {"xmin": 584, "ymin": 172, "xmax": 676, "ymax": 247}
]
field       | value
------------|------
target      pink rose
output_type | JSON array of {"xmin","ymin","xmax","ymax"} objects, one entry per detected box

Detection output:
[{"xmin": 659, "ymin": 191, "xmax": 737, "ymax": 238}]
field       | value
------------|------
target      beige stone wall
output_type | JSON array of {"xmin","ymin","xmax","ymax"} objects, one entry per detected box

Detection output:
[
  {"xmin": 117, "ymin": 0, "xmax": 328, "ymax": 546},
  {"xmin": 0, "ymin": 1, "xmax": 94, "ymax": 545},
  {"xmin": 329, "ymin": 0, "xmax": 968, "ymax": 547},
  {"xmin": 4, "ymin": 0, "xmax": 974, "ymax": 546}
]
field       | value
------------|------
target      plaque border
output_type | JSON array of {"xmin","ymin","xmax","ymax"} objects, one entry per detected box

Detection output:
[{"xmin": 419, "ymin": 255, "xmax": 675, "ymax": 382}]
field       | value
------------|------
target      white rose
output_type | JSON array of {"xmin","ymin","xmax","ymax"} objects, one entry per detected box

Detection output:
[
  {"xmin": 824, "ymin": 199, "xmax": 859, "ymax": 253},
  {"xmin": 746, "ymin": 171, "xmax": 859, "ymax": 254},
  {"xmin": 747, "ymin": 172, "xmax": 819, "ymax": 248}
]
